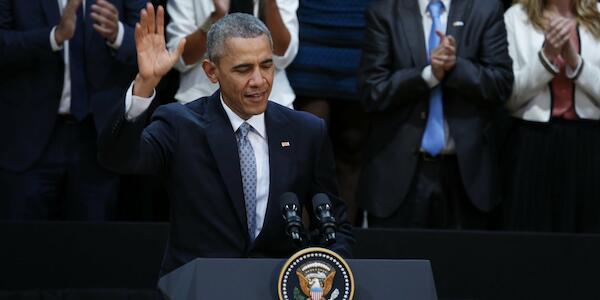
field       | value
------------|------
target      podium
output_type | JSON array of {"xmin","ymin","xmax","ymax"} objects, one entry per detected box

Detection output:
[{"xmin": 158, "ymin": 258, "xmax": 438, "ymax": 299}]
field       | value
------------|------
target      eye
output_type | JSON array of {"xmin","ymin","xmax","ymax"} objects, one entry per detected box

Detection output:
[
  {"xmin": 261, "ymin": 61, "xmax": 274, "ymax": 69},
  {"xmin": 234, "ymin": 66, "xmax": 252, "ymax": 73}
]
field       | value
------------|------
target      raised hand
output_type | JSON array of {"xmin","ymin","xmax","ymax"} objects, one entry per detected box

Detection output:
[
  {"xmin": 55, "ymin": 0, "xmax": 83, "ymax": 45},
  {"xmin": 133, "ymin": 3, "xmax": 185, "ymax": 97},
  {"xmin": 91, "ymin": 0, "xmax": 120, "ymax": 43}
]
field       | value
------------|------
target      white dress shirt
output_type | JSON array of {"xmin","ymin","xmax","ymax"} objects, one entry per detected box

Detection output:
[
  {"xmin": 50, "ymin": 0, "xmax": 125, "ymax": 115},
  {"xmin": 123, "ymin": 83, "xmax": 270, "ymax": 239},
  {"xmin": 166, "ymin": 0, "xmax": 299, "ymax": 108},
  {"xmin": 418, "ymin": 0, "xmax": 455, "ymax": 153}
]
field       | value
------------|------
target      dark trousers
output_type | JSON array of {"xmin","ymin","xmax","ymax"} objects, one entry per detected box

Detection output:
[
  {"xmin": 369, "ymin": 155, "xmax": 488, "ymax": 229},
  {"xmin": 0, "ymin": 116, "xmax": 119, "ymax": 220}
]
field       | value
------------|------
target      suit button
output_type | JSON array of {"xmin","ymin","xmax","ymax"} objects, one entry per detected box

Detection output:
[{"xmin": 420, "ymin": 111, "xmax": 427, "ymax": 120}]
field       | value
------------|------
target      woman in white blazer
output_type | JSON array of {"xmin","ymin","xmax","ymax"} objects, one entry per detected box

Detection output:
[
  {"xmin": 503, "ymin": 0, "xmax": 600, "ymax": 232},
  {"xmin": 166, "ymin": 0, "xmax": 299, "ymax": 108}
]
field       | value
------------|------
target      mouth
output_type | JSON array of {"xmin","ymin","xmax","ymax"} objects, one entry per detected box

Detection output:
[{"xmin": 244, "ymin": 91, "xmax": 267, "ymax": 103}]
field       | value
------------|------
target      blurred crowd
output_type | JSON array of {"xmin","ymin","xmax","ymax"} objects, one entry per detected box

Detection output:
[{"xmin": 1, "ymin": 0, "xmax": 600, "ymax": 234}]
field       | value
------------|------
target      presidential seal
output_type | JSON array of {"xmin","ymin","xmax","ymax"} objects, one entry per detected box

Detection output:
[{"xmin": 278, "ymin": 247, "xmax": 354, "ymax": 300}]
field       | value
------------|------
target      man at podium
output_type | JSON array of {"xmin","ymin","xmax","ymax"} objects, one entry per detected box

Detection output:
[{"xmin": 98, "ymin": 3, "xmax": 353, "ymax": 276}]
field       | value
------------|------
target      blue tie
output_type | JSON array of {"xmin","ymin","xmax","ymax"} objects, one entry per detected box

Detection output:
[
  {"xmin": 421, "ymin": 0, "xmax": 445, "ymax": 156},
  {"xmin": 236, "ymin": 122, "xmax": 257, "ymax": 242},
  {"xmin": 69, "ymin": 6, "xmax": 88, "ymax": 121}
]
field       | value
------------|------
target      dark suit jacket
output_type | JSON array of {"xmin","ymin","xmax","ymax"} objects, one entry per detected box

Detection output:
[
  {"xmin": 357, "ymin": 0, "xmax": 513, "ymax": 217},
  {"xmin": 0, "ymin": 0, "xmax": 144, "ymax": 171},
  {"xmin": 98, "ymin": 91, "xmax": 354, "ymax": 276}
]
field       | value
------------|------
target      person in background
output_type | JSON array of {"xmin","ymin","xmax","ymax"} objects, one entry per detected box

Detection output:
[
  {"xmin": 0, "ymin": 0, "xmax": 145, "ymax": 220},
  {"xmin": 503, "ymin": 0, "xmax": 600, "ymax": 232},
  {"xmin": 287, "ymin": 0, "xmax": 373, "ymax": 225},
  {"xmin": 357, "ymin": 0, "xmax": 513, "ymax": 229},
  {"xmin": 166, "ymin": 0, "xmax": 298, "ymax": 108}
]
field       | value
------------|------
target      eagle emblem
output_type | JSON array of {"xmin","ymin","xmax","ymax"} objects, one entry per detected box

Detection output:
[{"xmin": 296, "ymin": 262, "xmax": 336, "ymax": 300}]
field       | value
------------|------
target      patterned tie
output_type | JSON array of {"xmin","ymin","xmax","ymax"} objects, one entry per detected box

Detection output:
[
  {"xmin": 69, "ymin": 5, "xmax": 88, "ymax": 121},
  {"xmin": 236, "ymin": 122, "xmax": 257, "ymax": 242},
  {"xmin": 421, "ymin": 0, "xmax": 445, "ymax": 156}
]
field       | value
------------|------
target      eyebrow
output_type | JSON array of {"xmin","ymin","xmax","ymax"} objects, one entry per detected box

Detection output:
[{"xmin": 231, "ymin": 59, "xmax": 274, "ymax": 71}]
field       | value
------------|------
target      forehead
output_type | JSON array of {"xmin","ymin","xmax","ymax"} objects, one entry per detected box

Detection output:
[{"xmin": 220, "ymin": 35, "xmax": 273, "ymax": 63}]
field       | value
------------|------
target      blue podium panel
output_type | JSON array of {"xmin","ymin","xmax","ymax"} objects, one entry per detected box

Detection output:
[{"xmin": 158, "ymin": 258, "xmax": 437, "ymax": 300}]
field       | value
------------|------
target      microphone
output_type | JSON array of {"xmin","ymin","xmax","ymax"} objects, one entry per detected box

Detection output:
[
  {"xmin": 279, "ymin": 192, "xmax": 304, "ymax": 245},
  {"xmin": 312, "ymin": 193, "xmax": 337, "ymax": 244}
]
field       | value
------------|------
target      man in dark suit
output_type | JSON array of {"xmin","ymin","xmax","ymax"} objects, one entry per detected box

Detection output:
[
  {"xmin": 357, "ymin": 0, "xmax": 513, "ymax": 228},
  {"xmin": 98, "ymin": 4, "xmax": 353, "ymax": 275},
  {"xmin": 0, "ymin": 0, "xmax": 145, "ymax": 220}
]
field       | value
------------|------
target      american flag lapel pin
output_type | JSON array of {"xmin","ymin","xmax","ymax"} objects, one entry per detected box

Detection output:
[{"xmin": 281, "ymin": 141, "xmax": 290, "ymax": 148}]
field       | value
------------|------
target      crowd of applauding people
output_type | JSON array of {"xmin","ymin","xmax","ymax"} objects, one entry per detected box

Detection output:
[{"xmin": 1, "ymin": 0, "xmax": 599, "ymax": 237}]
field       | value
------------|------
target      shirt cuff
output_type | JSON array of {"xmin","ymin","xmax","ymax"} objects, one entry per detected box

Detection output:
[
  {"xmin": 107, "ymin": 21, "xmax": 125, "ymax": 50},
  {"xmin": 50, "ymin": 26, "xmax": 63, "ymax": 51},
  {"xmin": 421, "ymin": 65, "xmax": 440, "ymax": 88},
  {"xmin": 566, "ymin": 55, "xmax": 584, "ymax": 80},
  {"xmin": 538, "ymin": 50, "xmax": 560, "ymax": 75},
  {"xmin": 125, "ymin": 81, "xmax": 155, "ymax": 121}
]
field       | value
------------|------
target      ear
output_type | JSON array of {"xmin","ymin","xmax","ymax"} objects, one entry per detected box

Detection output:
[{"xmin": 202, "ymin": 59, "xmax": 219, "ymax": 84}]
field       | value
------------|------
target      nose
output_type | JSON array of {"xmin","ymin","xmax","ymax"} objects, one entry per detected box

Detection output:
[{"xmin": 248, "ymin": 67, "xmax": 265, "ymax": 87}]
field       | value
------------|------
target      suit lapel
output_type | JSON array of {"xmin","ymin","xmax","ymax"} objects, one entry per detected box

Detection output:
[
  {"xmin": 255, "ymin": 103, "xmax": 295, "ymax": 243},
  {"xmin": 205, "ymin": 92, "xmax": 248, "ymax": 233},
  {"xmin": 40, "ymin": 0, "xmax": 61, "ymax": 26},
  {"xmin": 398, "ymin": 0, "xmax": 427, "ymax": 67},
  {"xmin": 445, "ymin": 0, "xmax": 471, "ymax": 55}
]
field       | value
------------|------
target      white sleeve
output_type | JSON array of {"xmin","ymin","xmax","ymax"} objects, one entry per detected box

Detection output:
[
  {"xmin": 167, "ymin": 0, "xmax": 214, "ymax": 73},
  {"xmin": 50, "ymin": 26, "xmax": 63, "ymax": 51},
  {"xmin": 421, "ymin": 65, "xmax": 440, "ymax": 88},
  {"xmin": 574, "ymin": 56, "xmax": 600, "ymax": 105},
  {"xmin": 124, "ymin": 82, "xmax": 155, "ymax": 120},
  {"xmin": 504, "ymin": 9, "xmax": 554, "ymax": 112},
  {"xmin": 106, "ymin": 21, "xmax": 125, "ymax": 49},
  {"xmin": 271, "ymin": 0, "xmax": 299, "ymax": 69}
]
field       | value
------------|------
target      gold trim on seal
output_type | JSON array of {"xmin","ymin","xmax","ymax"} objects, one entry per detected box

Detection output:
[{"xmin": 277, "ymin": 247, "xmax": 355, "ymax": 300}]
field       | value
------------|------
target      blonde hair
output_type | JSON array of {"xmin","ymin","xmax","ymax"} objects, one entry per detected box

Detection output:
[{"xmin": 518, "ymin": 0, "xmax": 600, "ymax": 39}]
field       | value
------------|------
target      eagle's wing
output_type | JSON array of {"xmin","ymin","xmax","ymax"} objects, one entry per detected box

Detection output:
[
  {"xmin": 323, "ymin": 271, "xmax": 336, "ymax": 295},
  {"xmin": 297, "ymin": 271, "xmax": 311, "ymax": 297}
]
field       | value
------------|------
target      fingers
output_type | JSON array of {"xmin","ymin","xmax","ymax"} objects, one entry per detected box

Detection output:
[
  {"xmin": 146, "ymin": 3, "xmax": 156, "ymax": 35},
  {"xmin": 135, "ymin": 22, "xmax": 143, "ymax": 49},
  {"xmin": 170, "ymin": 38, "xmax": 187, "ymax": 65},
  {"xmin": 435, "ymin": 30, "xmax": 446, "ymax": 44},
  {"xmin": 90, "ymin": 11, "xmax": 117, "ymax": 29},
  {"xmin": 64, "ymin": 0, "xmax": 83, "ymax": 16},
  {"xmin": 446, "ymin": 35, "xmax": 456, "ymax": 47},
  {"xmin": 91, "ymin": 2, "xmax": 118, "ymax": 24},
  {"xmin": 95, "ymin": 0, "xmax": 119, "ymax": 15},
  {"xmin": 156, "ymin": 5, "xmax": 165, "ymax": 36}
]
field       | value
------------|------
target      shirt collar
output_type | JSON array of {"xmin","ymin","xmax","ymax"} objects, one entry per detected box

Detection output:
[
  {"xmin": 220, "ymin": 94, "xmax": 266, "ymax": 139},
  {"xmin": 419, "ymin": 0, "xmax": 450, "ymax": 16}
]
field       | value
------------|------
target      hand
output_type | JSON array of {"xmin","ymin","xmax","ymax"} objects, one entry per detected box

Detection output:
[
  {"xmin": 430, "ymin": 31, "xmax": 456, "ymax": 80},
  {"xmin": 431, "ymin": 45, "xmax": 446, "ymax": 81},
  {"xmin": 441, "ymin": 34, "xmax": 457, "ymax": 71},
  {"xmin": 212, "ymin": 0, "xmax": 230, "ymax": 19},
  {"xmin": 561, "ymin": 28, "xmax": 580, "ymax": 70},
  {"xmin": 91, "ymin": 0, "xmax": 120, "ymax": 43},
  {"xmin": 55, "ymin": 0, "xmax": 83, "ymax": 45},
  {"xmin": 133, "ymin": 4, "xmax": 186, "ymax": 97},
  {"xmin": 543, "ymin": 16, "xmax": 576, "ymax": 61}
]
